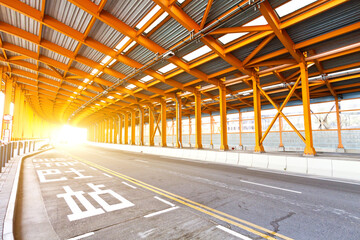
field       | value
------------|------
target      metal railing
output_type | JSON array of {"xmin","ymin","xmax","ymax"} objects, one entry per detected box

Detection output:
[{"xmin": 0, "ymin": 140, "xmax": 48, "ymax": 173}]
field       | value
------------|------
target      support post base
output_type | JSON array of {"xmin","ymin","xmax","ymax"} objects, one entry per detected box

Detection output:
[{"xmin": 336, "ymin": 147, "xmax": 345, "ymax": 153}]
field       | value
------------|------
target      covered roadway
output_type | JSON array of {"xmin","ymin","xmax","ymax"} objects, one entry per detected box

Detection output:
[{"xmin": 0, "ymin": 0, "xmax": 360, "ymax": 239}]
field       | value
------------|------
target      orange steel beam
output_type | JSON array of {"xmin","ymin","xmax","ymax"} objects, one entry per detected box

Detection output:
[
  {"xmin": 67, "ymin": 0, "xmax": 220, "ymax": 86},
  {"xmin": 0, "ymin": 1, "xmax": 195, "ymax": 99},
  {"xmin": 259, "ymin": 0, "xmax": 303, "ymax": 63},
  {"xmin": 0, "ymin": 22, "xmax": 177, "ymax": 100},
  {"xmin": 209, "ymin": 25, "xmax": 272, "ymax": 35},
  {"xmin": 259, "ymin": 76, "xmax": 302, "ymax": 144},
  {"xmin": 154, "ymin": 0, "xmax": 254, "ymax": 78},
  {"xmin": 199, "ymin": 0, "xmax": 213, "ymax": 29}
]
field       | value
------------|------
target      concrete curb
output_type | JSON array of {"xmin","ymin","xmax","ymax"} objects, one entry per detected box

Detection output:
[
  {"xmin": 2, "ymin": 147, "xmax": 51, "ymax": 240},
  {"xmin": 87, "ymin": 142, "xmax": 360, "ymax": 182}
]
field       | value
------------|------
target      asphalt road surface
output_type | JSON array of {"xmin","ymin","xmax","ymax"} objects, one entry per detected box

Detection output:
[{"xmin": 15, "ymin": 143, "xmax": 360, "ymax": 240}]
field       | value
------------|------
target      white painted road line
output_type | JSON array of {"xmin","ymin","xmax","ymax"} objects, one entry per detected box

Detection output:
[
  {"xmin": 122, "ymin": 181, "xmax": 137, "ymax": 189},
  {"xmin": 89, "ymin": 167, "xmax": 97, "ymax": 171},
  {"xmin": 144, "ymin": 206, "xmax": 179, "ymax": 218},
  {"xmin": 216, "ymin": 225, "xmax": 253, "ymax": 240},
  {"xmin": 103, "ymin": 173, "xmax": 113, "ymax": 178},
  {"xmin": 135, "ymin": 159, "xmax": 148, "ymax": 163},
  {"xmin": 67, "ymin": 232, "xmax": 95, "ymax": 240},
  {"xmin": 154, "ymin": 196, "xmax": 175, "ymax": 207},
  {"xmin": 240, "ymin": 180, "xmax": 302, "ymax": 194},
  {"xmin": 247, "ymin": 167, "xmax": 360, "ymax": 186}
]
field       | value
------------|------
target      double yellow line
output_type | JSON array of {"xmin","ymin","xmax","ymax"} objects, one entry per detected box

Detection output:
[{"xmin": 70, "ymin": 154, "xmax": 293, "ymax": 240}]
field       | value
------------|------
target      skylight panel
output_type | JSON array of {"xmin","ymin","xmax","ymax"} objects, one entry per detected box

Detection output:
[
  {"xmin": 95, "ymin": 103, "xmax": 100, "ymax": 106},
  {"xmin": 218, "ymin": 32, "xmax": 248, "ymax": 44},
  {"xmin": 108, "ymin": 59, "xmax": 116, "ymax": 67},
  {"xmin": 97, "ymin": 71, "xmax": 103, "ymax": 77},
  {"xmin": 140, "ymin": 75, "xmax": 153, "ymax": 83},
  {"xmin": 115, "ymin": 36, "xmax": 130, "ymax": 51},
  {"xmin": 183, "ymin": 46, "xmax": 211, "ymax": 61},
  {"xmin": 177, "ymin": 0, "xmax": 185, "ymax": 3},
  {"xmin": 276, "ymin": 0, "xmax": 317, "ymax": 18},
  {"xmin": 78, "ymin": 86, "xmax": 84, "ymax": 90},
  {"xmin": 100, "ymin": 55, "xmax": 112, "ymax": 65},
  {"xmin": 158, "ymin": 63, "xmax": 176, "ymax": 73},
  {"xmin": 107, "ymin": 96, "xmax": 115, "ymax": 99},
  {"xmin": 243, "ymin": 16, "xmax": 267, "ymax": 26},
  {"xmin": 126, "ymin": 84, "xmax": 136, "ymax": 90},
  {"xmin": 123, "ymin": 41, "xmax": 136, "ymax": 53},
  {"xmin": 100, "ymin": 100, "xmax": 106, "ymax": 103},
  {"xmin": 90, "ymin": 69, "xmax": 99, "ymax": 75},
  {"xmin": 83, "ymin": 78, "xmax": 90, "ymax": 83},
  {"xmin": 144, "ymin": 12, "xmax": 169, "ymax": 34},
  {"xmin": 136, "ymin": 5, "xmax": 161, "ymax": 29}
]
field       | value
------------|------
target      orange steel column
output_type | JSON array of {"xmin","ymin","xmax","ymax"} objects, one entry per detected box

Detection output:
[
  {"xmin": 109, "ymin": 118, "xmax": 114, "ymax": 143},
  {"xmin": 131, "ymin": 111, "xmax": 136, "ymax": 145},
  {"xmin": 335, "ymin": 97, "xmax": 344, "ymax": 151},
  {"xmin": 194, "ymin": 91, "xmax": 202, "ymax": 149},
  {"xmin": 139, "ymin": 107, "xmax": 144, "ymax": 146},
  {"xmin": 160, "ymin": 100, "xmax": 167, "ymax": 147},
  {"xmin": 219, "ymin": 84, "xmax": 228, "ymax": 150},
  {"xmin": 18, "ymin": 91, "xmax": 25, "ymax": 140},
  {"xmin": 148, "ymin": 106, "xmax": 154, "ymax": 146},
  {"xmin": 1, "ymin": 77, "xmax": 13, "ymax": 142},
  {"xmin": 113, "ymin": 117, "xmax": 118, "ymax": 144},
  {"xmin": 188, "ymin": 116, "xmax": 191, "ymax": 147},
  {"xmin": 175, "ymin": 95, "xmax": 182, "ymax": 148},
  {"xmin": 12, "ymin": 84, "xmax": 21, "ymax": 140},
  {"xmin": 252, "ymin": 75, "xmax": 265, "ymax": 153},
  {"xmin": 105, "ymin": 118, "xmax": 109, "ymax": 143},
  {"xmin": 124, "ymin": 113, "xmax": 129, "ymax": 144},
  {"xmin": 210, "ymin": 112, "xmax": 213, "ymax": 148},
  {"xmin": 118, "ymin": 114, "xmax": 123, "ymax": 144},
  {"xmin": 238, "ymin": 110, "xmax": 243, "ymax": 150},
  {"xmin": 100, "ymin": 120, "xmax": 105, "ymax": 142},
  {"xmin": 278, "ymin": 115, "xmax": 285, "ymax": 151},
  {"xmin": 300, "ymin": 62, "xmax": 316, "ymax": 156}
]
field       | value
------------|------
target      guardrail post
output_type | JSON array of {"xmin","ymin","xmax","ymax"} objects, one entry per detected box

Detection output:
[
  {"xmin": 11, "ymin": 142, "xmax": 14, "ymax": 158},
  {"xmin": 18, "ymin": 141, "xmax": 21, "ymax": 155},
  {"xmin": 33, "ymin": 140, "xmax": 36, "ymax": 151},
  {"xmin": 28, "ymin": 141, "xmax": 31, "ymax": 152},
  {"xmin": 0, "ymin": 146, "xmax": 3, "ymax": 171},
  {"xmin": 23, "ymin": 141, "xmax": 26, "ymax": 154}
]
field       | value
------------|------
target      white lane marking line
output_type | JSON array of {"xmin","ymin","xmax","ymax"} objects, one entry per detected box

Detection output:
[
  {"xmin": 247, "ymin": 167, "xmax": 360, "ymax": 186},
  {"xmin": 138, "ymin": 228, "xmax": 156, "ymax": 239},
  {"xmin": 103, "ymin": 173, "xmax": 113, "ymax": 178},
  {"xmin": 144, "ymin": 206, "xmax": 179, "ymax": 218},
  {"xmin": 154, "ymin": 196, "xmax": 175, "ymax": 207},
  {"xmin": 240, "ymin": 180, "xmax": 302, "ymax": 194},
  {"xmin": 135, "ymin": 159, "xmax": 148, "ymax": 163},
  {"xmin": 89, "ymin": 167, "xmax": 97, "ymax": 171},
  {"xmin": 216, "ymin": 225, "xmax": 253, "ymax": 240},
  {"xmin": 67, "ymin": 232, "xmax": 95, "ymax": 240},
  {"xmin": 122, "ymin": 181, "xmax": 137, "ymax": 189}
]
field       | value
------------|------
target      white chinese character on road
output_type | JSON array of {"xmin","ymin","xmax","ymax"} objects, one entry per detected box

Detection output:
[{"xmin": 57, "ymin": 183, "xmax": 134, "ymax": 221}]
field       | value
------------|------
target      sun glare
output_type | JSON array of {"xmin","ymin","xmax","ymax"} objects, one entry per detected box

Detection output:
[{"xmin": 52, "ymin": 125, "xmax": 87, "ymax": 145}]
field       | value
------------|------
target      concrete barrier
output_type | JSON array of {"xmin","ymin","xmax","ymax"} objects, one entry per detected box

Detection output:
[
  {"xmin": 215, "ymin": 151, "xmax": 227, "ymax": 163},
  {"xmin": 286, "ymin": 156, "xmax": 308, "ymax": 174},
  {"xmin": 205, "ymin": 150, "xmax": 216, "ymax": 162},
  {"xmin": 87, "ymin": 142, "xmax": 360, "ymax": 182},
  {"xmin": 268, "ymin": 155, "xmax": 287, "ymax": 171},
  {"xmin": 238, "ymin": 153, "xmax": 253, "ymax": 167},
  {"xmin": 307, "ymin": 158, "xmax": 332, "ymax": 177},
  {"xmin": 332, "ymin": 160, "xmax": 360, "ymax": 181},
  {"xmin": 226, "ymin": 152, "xmax": 239, "ymax": 165},
  {"xmin": 252, "ymin": 154, "xmax": 269, "ymax": 168}
]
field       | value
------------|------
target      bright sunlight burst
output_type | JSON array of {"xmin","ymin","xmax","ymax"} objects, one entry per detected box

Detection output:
[{"xmin": 51, "ymin": 125, "xmax": 87, "ymax": 145}]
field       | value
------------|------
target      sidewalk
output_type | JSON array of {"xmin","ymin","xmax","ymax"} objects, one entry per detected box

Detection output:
[{"xmin": 0, "ymin": 156, "xmax": 21, "ymax": 239}]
